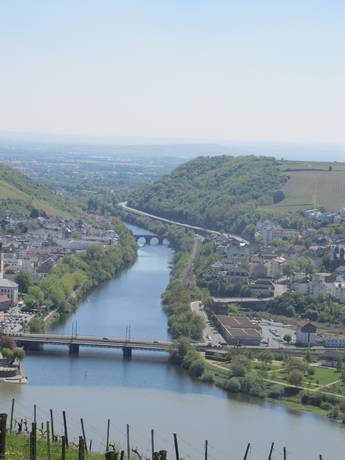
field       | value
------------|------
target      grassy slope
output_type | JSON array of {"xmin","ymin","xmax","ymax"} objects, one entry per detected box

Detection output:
[
  {"xmin": 0, "ymin": 163, "xmax": 79, "ymax": 218},
  {"xmin": 261, "ymin": 160, "xmax": 345, "ymax": 214}
]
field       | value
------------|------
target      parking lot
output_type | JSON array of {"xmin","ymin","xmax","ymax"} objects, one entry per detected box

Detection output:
[{"xmin": 0, "ymin": 305, "xmax": 33, "ymax": 334}]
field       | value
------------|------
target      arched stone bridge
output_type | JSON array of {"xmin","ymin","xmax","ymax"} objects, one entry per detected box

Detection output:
[{"xmin": 134, "ymin": 234, "xmax": 168, "ymax": 245}]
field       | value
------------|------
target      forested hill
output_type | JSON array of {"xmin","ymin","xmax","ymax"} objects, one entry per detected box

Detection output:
[
  {"xmin": 0, "ymin": 163, "xmax": 79, "ymax": 218},
  {"xmin": 128, "ymin": 155, "xmax": 287, "ymax": 238}
]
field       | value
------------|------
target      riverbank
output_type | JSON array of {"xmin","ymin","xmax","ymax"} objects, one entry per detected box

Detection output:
[
  {"xmin": 26, "ymin": 220, "xmax": 137, "ymax": 332},
  {"xmin": 118, "ymin": 209, "xmax": 345, "ymax": 424}
]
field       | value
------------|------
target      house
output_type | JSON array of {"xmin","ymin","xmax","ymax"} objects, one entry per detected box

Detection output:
[
  {"xmin": 249, "ymin": 278, "xmax": 274, "ymax": 296},
  {"xmin": 215, "ymin": 315, "xmax": 262, "ymax": 346},
  {"xmin": 296, "ymin": 322, "xmax": 317, "ymax": 347},
  {"xmin": 266, "ymin": 256, "xmax": 286, "ymax": 278},
  {"xmin": 289, "ymin": 273, "xmax": 309, "ymax": 294},
  {"xmin": 309, "ymin": 272, "xmax": 333, "ymax": 298},
  {"xmin": 330, "ymin": 275, "xmax": 345, "ymax": 303}
]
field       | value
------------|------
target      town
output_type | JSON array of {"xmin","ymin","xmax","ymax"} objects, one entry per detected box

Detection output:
[
  {"xmin": 194, "ymin": 207, "xmax": 345, "ymax": 352},
  {"xmin": 0, "ymin": 212, "xmax": 119, "ymax": 335}
]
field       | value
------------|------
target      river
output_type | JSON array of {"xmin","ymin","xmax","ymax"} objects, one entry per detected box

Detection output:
[{"xmin": 0, "ymin": 224, "xmax": 344, "ymax": 459}]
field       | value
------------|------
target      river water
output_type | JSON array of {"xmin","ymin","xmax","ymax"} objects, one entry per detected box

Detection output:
[{"xmin": 0, "ymin": 224, "xmax": 345, "ymax": 459}]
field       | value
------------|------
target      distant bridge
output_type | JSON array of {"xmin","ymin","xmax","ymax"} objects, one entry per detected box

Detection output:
[
  {"xmin": 11, "ymin": 333, "xmax": 179, "ymax": 359},
  {"xmin": 134, "ymin": 234, "xmax": 169, "ymax": 246},
  {"xmin": 120, "ymin": 202, "xmax": 249, "ymax": 245}
]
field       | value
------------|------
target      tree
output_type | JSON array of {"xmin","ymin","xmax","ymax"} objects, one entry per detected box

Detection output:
[
  {"xmin": 231, "ymin": 355, "xmax": 251, "ymax": 377},
  {"xmin": 189, "ymin": 360, "xmax": 205, "ymax": 377},
  {"xmin": 283, "ymin": 334, "xmax": 292, "ymax": 344},
  {"xmin": 286, "ymin": 305, "xmax": 296, "ymax": 317},
  {"xmin": 26, "ymin": 286, "xmax": 44, "ymax": 307},
  {"xmin": 228, "ymin": 303, "xmax": 239, "ymax": 314},
  {"xmin": 341, "ymin": 371, "xmax": 345, "ymax": 384},
  {"xmin": 2, "ymin": 348, "xmax": 14, "ymax": 363},
  {"xmin": 13, "ymin": 348, "xmax": 25, "ymax": 362},
  {"xmin": 288, "ymin": 369, "xmax": 304, "ymax": 386},
  {"xmin": 0, "ymin": 336, "xmax": 16, "ymax": 350},
  {"xmin": 304, "ymin": 350, "xmax": 312, "ymax": 363},
  {"xmin": 227, "ymin": 377, "xmax": 241, "ymax": 393},
  {"xmin": 337, "ymin": 356, "xmax": 343, "ymax": 372},
  {"xmin": 28, "ymin": 317, "xmax": 45, "ymax": 333},
  {"xmin": 273, "ymin": 190, "xmax": 285, "ymax": 204},
  {"xmin": 15, "ymin": 272, "xmax": 33, "ymax": 294},
  {"xmin": 259, "ymin": 351, "xmax": 273, "ymax": 366},
  {"xmin": 287, "ymin": 357, "xmax": 307, "ymax": 374}
]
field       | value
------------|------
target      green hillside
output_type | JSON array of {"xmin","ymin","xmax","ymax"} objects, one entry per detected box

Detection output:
[
  {"xmin": 0, "ymin": 163, "xmax": 79, "ymax": 218},
  {"xmin": 129, "ymin": 156, "xmax": 345, "ymax": 237},
  {"xmin": 128, "ymin": 155, "xmax": 288, "ymax": 237}
]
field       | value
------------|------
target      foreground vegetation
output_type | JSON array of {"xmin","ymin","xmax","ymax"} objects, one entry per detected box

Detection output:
[{"xmin": 6, "ymin": 432, "xmax": 104, "ymax": 460}]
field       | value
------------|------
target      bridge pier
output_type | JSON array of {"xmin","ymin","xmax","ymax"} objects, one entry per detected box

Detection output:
[
  {"xmin": 122, "ymin": 346, "xmax": 132, "ymax": 360},
  {"xmin": 69, "ymin": 343, "xmax": 79, "ymax": 355}
]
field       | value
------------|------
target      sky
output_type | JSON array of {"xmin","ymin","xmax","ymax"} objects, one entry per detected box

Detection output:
[{"xmin": 1, "ymin": 1, "xmax": 345, "ymax": 144}]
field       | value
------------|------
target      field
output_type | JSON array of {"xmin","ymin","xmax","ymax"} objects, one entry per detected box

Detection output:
[
  {"xmin": 266, "ymin": 363, "xmax": 340, "ymax": 390},
  {"xmin": 261, "ymin": 160, "xmax": 345, "ymax": 215}
]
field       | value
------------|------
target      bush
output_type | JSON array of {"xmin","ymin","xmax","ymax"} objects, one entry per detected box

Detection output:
[
  {"xmin": 201, "ymin": 371, "xmax": 215, "ymax": 384},
  {"xmin": 288, "ymin": 370, "xmax": 304, "ymax": 386},
  {"xmin": 273, "ymin": 190, "xmax": 285, "ymax": 204},
  {"xmin": 227, "ymin": 377, "xmax": 241, "ymax": 393},
  {"xmin": 189, "ymin": 360, "xmax": 205, "ymax": 378},
  {"xmin": 328, "ymin": 407, "xmax": 339, "ymax": 419},
  {"xmin": 231, "ymin": 355, "xmax": 251, "ymax": 377},
  {"xmin": 268, "ymin": 385, "xmax": 284, "ymax": 399},
  {"xmin": 320, "ymin": 401, "xmax": 332, "ymax": 411}
]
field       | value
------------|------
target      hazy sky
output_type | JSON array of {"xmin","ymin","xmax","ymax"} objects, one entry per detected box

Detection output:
[{"xmin": 1, "ymin": 1, "xmax": 345, "ymax": 144}]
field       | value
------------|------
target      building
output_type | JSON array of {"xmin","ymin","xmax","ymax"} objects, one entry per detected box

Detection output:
[
  {"xmin": 266, "ymin": 256, "xmax": 286, "ymax": 278},
  {"xmin": 296, "ymin": 322, "xmax": 317, "ymax": 347},
  {"xmin": 0, "ymin": 242, "xmax": 18, "ymax": 305},
  {"xmin": 249, "ymin": 278, "xmax": 275, "ymax": 296},
  {"xmin": 0, "ymin": 279, "xmax": 18, "ymax": 305},
  {"xmin": 0, "ymin": 295, "xmax": 11, "ymax": 311},
  {"xmin": 324, "ymin": 335, "xmax": 345, "ymax": 348},
  {"xmin": 309, "ymin": 272, "xmax": 333, "ymax": 298},
  {"xmin": 215, "ymin": 315, "xmax": 262, "ymax": 346}
]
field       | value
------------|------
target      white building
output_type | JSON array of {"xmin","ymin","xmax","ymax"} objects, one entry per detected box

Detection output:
[
  {"xmin": 0, "ymin": 242, "xmax": 18, "ymax": 304},
  {"xmin": 0, "ymin": 279, "xmax": 18, "ymax": 305},
  {"xmin": 330, "ymin": 275, "xmax": 345, "ymax": 303}
]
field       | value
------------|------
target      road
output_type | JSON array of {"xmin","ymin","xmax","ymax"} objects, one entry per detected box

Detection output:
[
  {"xmin": 119, "ymin": 202, "xmax": 249, "ymax": 245},
  {"xmin": 191, "ymin": 301, "xmax": 224, "ymax": 346}
]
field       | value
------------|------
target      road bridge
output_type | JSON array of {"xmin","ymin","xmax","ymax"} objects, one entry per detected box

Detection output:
[
  {"xmin": 9, "ymin": 333, "xmax": 338, "ymax": 360},
  {"xmin": 11, "ymin": 333, "xmax": 179, "ymax": 359}
]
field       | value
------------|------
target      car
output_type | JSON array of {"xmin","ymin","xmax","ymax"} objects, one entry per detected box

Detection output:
[
  {"xmin": 153, "ymin": 340, "xmax": 159, "ymax": 344},
  {"xmin": 102, "ymin": 337, "xmax": 109, "ymax": 341}
]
